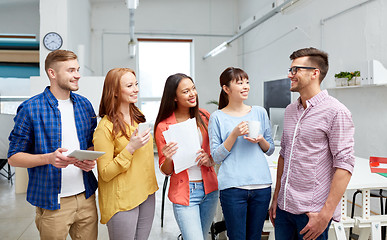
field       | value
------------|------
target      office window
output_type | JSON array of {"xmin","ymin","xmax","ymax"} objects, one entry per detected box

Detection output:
[{"xmin": 138, "ymin": 39, "xmax": 192, "ymax": 123}]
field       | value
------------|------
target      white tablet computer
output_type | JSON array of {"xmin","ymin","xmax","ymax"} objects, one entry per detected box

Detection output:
[{"xmin": 67, "ymin": 150, "xmax": 105, "ymax": 161}]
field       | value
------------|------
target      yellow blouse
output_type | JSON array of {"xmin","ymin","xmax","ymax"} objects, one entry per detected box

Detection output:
[{"xmin": 93, "ymin": 116, "xmax": 159, "ymax": 224}]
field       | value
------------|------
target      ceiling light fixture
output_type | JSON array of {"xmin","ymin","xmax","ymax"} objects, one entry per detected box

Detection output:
[
  {"xmin": 202, "ymin": 0, "xmax": 298, "ymax": 60},
  {"xmin": 126, "ymin": 0, "xmax": 138, "ymax": 58},
  {"xmin": 202, "ymin": 42, "xmax": 228, "ymax": 59}
]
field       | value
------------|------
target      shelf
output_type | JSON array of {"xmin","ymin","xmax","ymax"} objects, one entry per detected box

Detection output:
[{"xmin": 326, "ymin": 83, "xmax": 387, "ymax": 90}]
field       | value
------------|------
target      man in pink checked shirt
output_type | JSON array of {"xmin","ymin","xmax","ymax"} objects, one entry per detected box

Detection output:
[{"xmin": 269, "ymin": 47, "xmax": 355, "ymax": 240}]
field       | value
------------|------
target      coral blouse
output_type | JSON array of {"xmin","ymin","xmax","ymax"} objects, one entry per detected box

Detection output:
[{"xmin": 154, "ymin": 109, "xmax": 218, "ymax": 206}]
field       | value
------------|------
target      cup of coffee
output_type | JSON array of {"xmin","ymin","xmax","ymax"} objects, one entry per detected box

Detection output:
[{"xmin": 247, "ymin": 121, "xmax": 261, "ymax": 139}]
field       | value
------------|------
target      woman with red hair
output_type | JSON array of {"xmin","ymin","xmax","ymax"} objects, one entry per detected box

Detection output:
[{"xmin": 93, "ymin": 68, "xmax": 158, "ymax": 240}]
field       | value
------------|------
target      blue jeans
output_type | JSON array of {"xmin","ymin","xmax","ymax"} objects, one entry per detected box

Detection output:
[
  {"xmin": 220, "ymin": 187, "xmax": 271, "ymax": 240},
  {"xmin": 274, "ymin": 207, "xmax": 332, "ymax": 240},
  {"xmin": 173, "ymin": 182, "xmax": 219, "ymax": 240}
]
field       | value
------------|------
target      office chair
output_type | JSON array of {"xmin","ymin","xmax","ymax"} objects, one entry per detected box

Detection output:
[
  {"xmin": 0, "ymin": 159, "xmax": 14, "ymax": 184},
  {"xmin": 210, "ymin": 220, "xmax": 227, "ymax": 240},
  {"xmin": 0, "ymin": 114, "xmax": 15, "ymax": 184},
  {"xmin": 161, "ymin": 175, "xmax": 169, "ymax": 228}
]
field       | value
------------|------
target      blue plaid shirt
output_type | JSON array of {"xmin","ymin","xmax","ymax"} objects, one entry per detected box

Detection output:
[{"xmin": 8, "ymin": 87, "xmax": 98, "ymax": 210}]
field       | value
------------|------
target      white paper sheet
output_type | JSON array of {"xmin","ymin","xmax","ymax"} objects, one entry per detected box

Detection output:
[{"xmin": 162, "ymin": 118, "xmax": 201, "ymax": 174}]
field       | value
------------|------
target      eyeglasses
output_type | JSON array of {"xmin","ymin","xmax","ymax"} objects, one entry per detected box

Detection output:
[{"xmin": 288, "ymin": 66, "xmax": 317, "ymax": 75}]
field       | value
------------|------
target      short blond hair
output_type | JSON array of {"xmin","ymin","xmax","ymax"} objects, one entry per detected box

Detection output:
[{"xmin": 44, "ymin": 50, "xmax": 77, "ymax": 73}]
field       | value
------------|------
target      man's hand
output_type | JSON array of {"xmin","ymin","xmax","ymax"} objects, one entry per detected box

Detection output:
[
  {"xmin": 300, "ymin": 212, "xmax": 331, "ymax": 240},
  {"xmin": 74, "ymin": 159, "xmax": 96, "ymax": 172},
  {"xmin": 48, "ymin": 148, "xmax": 77, "ymax": 168},
  {"xmin": 269, "ymin": 198, "xmax": 278, "ymax": 226},
  {"xmin": 300, "ymin": 168, "xmax": 351, "ymax": 239}
]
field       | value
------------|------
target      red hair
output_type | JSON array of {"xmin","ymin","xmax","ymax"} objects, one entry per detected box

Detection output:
[{"xmin": 99, "ymin": 68, "xmax": 145, "ymax": 140}]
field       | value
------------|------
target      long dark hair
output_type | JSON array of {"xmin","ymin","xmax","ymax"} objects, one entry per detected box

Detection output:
[
  {"xmin": 218, "ymin": 67, "xmax": 249, "ymax": 109},
  {"xmin": 99, "ymin": 68, "xmax": 145, "ymax": 140},
  {"xmin": 154, "ymin": 73, "xmax": 207, "ymax": 141}
]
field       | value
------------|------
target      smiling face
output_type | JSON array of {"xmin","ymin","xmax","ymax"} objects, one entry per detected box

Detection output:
[
  {"xmin": 120, "ymin": 72, "xmax": 139, "ymax": 104},
  {"xmin": 223, "ymin": 77, "xmax": 250, "ymax": 102},
  {"xmin": 175, "ymin": 78, "xmax": 197, "ymax": 110},
  {"xmin": 288, "ymin": 56, "xmax": 317, "ymax": 93},
  {"xmin": 50, "ymin": 59, "xmax": 80, "ymax": 92}
]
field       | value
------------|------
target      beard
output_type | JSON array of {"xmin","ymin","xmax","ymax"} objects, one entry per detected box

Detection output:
[{"xmin": 58, "ymin": 80, "xmax": 79, "ymax": 92}]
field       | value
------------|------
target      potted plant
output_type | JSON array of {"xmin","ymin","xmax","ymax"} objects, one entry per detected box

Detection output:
[
  {"xmin": 334, "ymin": 72, "xmax": 350, "ymax": 87},
  {"xmin": 352, "ymin": 71, "xmax": 361, "ymax": 85},
  {"xmin": 334, "ymin": 70, "xmax": 361, "ymax": 87},
  {"xmin": 347, "ymin": 71, "xmax": 361, "ymax": 86}
]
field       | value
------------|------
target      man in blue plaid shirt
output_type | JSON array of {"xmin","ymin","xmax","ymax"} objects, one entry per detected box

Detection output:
[{"xmin": 8, "ymin": 50, "xmax": 98, "ymax": 239}]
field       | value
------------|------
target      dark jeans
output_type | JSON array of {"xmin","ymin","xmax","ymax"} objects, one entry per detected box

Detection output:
[
  {"xmin": 274, "ymin": 207, "xmax": 332, "ymax": 240},
  {"xmin": 220, "ymin": 187, "xmax": 271, "ymax": 240}
]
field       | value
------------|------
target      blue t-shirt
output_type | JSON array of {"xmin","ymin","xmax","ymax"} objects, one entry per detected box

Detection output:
[{"xmin": 208, "ymin": 106, "xmax": 274, "ymax": 190}]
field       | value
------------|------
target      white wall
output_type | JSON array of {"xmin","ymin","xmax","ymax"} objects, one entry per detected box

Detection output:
[
  {"xmin": 90, "ymin": 0, "xmax": 239, "ymax": 113},
  {"xmin": 39, "ymin": 0, "xmax": 92, "ymax": 76},
  {"xmin": 68, "ymin": 0, "xmax": 92, "ymax": 76},
  {"xmin": 39, "ymin": 0, "xmax": 68, "ymax": 76},
  {"xmin": 237, "ymin": 0, "xmax": 387, "ymax": 158},
  {"xmin": 0, "ymin": 0, "xmax": 39, "ymax": 36},
  {"xmin": 76, "ymin": 76, "xmax": 105, "ymax": 113},
  {"xmin": 329, "ymin": 86, "xmax": 387, "ymax": 158}
]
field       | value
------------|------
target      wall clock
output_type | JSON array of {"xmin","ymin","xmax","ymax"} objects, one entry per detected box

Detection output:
[{"xmin": 43, "ymin": 32, "xmax": 63, "ymax": 51}]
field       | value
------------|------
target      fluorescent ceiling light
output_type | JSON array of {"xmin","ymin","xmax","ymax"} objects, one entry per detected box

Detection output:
[
  {"xmin": 202, "ymin": 0, "xmax": 297, "ymax": 60},
  {"xmin": 202, "ymin": 42, "xmax": 228, "ymax": 60},
  {"xmin": 128, "ymin": 40, "xmax": 136, "ymax": 58},
  {"xmin": 280, "ymin": 0, "xmax": 301, "ymax": 12}
]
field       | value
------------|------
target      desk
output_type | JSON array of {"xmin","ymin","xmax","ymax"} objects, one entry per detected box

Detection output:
[
  {"xmin": 344, "ymin": 157, "xmax": 387, "ymax": 240},
  {"xmin": 266, "ymin": 153, "xmax": 387, "ymax": 240}
]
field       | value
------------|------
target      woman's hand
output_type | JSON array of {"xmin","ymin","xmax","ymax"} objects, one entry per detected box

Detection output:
[
  {"xmin": 160, "ymin": 142, "xmax": 177, "ymax": 175},
  {"xmin": 232, "ymin": 121, "xmax": 249, "ymax": 137},
  {"xmin": 223, "ymin": 121, "xmax": 249, "ymax": 152},
  {"xmin": 162, "ymin": 142, "xmax": 178, "ymax": 160},
  {"xmin": 245, "ymin": 134, "xmax": 270, "ymax": 152},
  {"xmin": 126, "ymin": 128, "xmax": 151, "ymax": 154},
  {"xmin": 244, "ymin": 134, "xmax": 264, "ymax": 144},
  {"xmin": 196, "ymin": 149, "xmax": 214, "ymax": 167}
]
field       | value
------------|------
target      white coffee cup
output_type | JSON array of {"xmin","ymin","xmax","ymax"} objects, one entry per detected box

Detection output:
[{"xmin": 247, "ymin": 121, "xmax": 261, "ymax": 139}]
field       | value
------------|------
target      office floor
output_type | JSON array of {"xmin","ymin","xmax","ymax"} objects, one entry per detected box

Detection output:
[{"xmin": 0, "ymin": 157, "xmax": 182, "ymax": 240}]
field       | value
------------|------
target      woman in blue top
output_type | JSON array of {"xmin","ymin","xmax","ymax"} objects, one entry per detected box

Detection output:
[{"xmin": 208, "ymin": 67, "xmax": 275, "ymax": 240}]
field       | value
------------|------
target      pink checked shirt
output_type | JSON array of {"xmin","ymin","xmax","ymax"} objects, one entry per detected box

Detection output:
[{"xmin": 278, "ymin": 90, "xmax": 355, "ymax": 221}]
